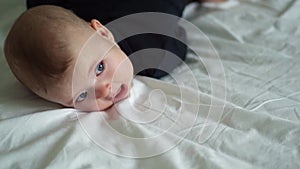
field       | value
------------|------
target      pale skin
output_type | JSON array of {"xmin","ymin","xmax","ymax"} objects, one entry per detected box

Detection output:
[
  {"xmin": 36, "ymin": 19, "xmax": 134, "ymax": 111},
  {"xmin": 69, "ymin": 0, "xmax": 227, "ymax": 111},
  {"xmin": 25, "ymin": 0, "xmax": 230, "ymax": 111}
]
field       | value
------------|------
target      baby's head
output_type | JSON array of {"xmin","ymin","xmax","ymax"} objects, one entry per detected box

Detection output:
[{"xmin": 4, "ymin": 5, "xmax": 134, "ymax": 111}]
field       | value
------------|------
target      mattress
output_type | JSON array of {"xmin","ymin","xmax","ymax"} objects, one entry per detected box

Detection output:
[{"xmin": 0, "ymin": 0, "xmax": 299, "ymax": 168}]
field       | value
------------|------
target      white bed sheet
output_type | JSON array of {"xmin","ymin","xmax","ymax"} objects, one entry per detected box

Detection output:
[{"xmin": 1, "ymin": 0, "xmax": 300, "ymax": 169}]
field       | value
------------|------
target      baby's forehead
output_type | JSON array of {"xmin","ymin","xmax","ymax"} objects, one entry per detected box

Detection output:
[{"xmin": 69, "ymin": 33, "xmax": 116, "ymax": 70}]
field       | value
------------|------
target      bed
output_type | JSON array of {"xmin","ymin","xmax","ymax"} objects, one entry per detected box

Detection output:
[{"xmin": 1, "ymin": 0, "xmax": 300, "ymax": 168}]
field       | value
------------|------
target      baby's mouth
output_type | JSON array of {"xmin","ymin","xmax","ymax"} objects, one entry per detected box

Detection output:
[{"xmin": 112, "ymin": 84, "xmax": 129, "ymax": 103}]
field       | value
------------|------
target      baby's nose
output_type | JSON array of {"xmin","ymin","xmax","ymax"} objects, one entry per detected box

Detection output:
[{"xmin": 95, "ymin": 81, "xmax": 112, "ymax": 99}]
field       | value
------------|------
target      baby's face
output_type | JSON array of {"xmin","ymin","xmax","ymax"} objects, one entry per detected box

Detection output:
[{"xmin": 43, "ymin": 28, "xmax": 134, "ymax": 111}]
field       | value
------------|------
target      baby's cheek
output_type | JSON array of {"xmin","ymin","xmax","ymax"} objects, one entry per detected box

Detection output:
[
  {"xmin": 114, "ymin": 58, "xmax": 134, "ymax": 82},
  {"xmin": 74, "ymin": 99, "xmax": 100, "ymax": 111}
]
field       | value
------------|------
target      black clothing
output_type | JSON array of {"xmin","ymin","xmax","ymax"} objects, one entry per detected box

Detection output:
[{"xmin": 27, "ymin": 0, "xmax": 188, "ymax": 78}]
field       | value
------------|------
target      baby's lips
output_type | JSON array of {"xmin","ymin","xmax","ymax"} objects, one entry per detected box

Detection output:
[{"xmin": 113, "ymin": 84, "xmax": 129, "ymax": 103}]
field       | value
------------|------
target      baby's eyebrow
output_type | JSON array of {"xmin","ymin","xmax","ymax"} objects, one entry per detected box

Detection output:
[{"xmin": 89, "ymin": 58, "xmax": 101, "ymax": 76}]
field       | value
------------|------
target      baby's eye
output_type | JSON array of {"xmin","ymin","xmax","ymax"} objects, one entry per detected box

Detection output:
[
  {"xmin": 76, "ymin": 91, "xmax": 87, "ymax": 102},
  {"xmin": 96, "ymin": 61, "xmax": 104, "ymax": 76}
]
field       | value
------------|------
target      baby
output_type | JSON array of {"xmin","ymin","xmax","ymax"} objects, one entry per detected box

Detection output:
[
  {"xmin": 5, "ymin": 5, "xmax": 134, "ymax": 111},
  {"xmin": 5, "ymin": 0, "xmax": 237, "ymax": 112}
]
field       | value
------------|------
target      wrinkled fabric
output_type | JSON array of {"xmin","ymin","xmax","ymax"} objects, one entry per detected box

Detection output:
[{"xmin": 1, "ymin": 0, "xmax": 300, "ymax": 169}]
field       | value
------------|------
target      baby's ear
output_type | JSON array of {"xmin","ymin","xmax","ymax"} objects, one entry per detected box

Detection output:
[{"xmin": 90, "ymin": 19, "xmax": 115, "ymax": 42}]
